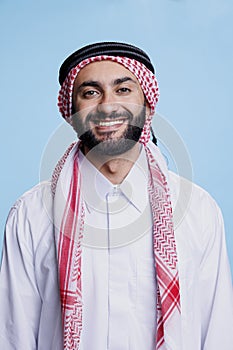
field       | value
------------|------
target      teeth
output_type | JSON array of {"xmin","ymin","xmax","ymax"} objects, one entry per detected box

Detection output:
[{"xmin": 96, "ymin": 120, "xmax": 124, "ymax": 127}]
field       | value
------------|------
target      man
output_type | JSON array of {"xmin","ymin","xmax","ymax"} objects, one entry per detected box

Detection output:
[{"xmin": 0, "ymin": 42, "xmax": 233, "ymax": 350}]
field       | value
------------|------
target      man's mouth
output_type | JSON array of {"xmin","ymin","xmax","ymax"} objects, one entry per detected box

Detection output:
[
  {"xmin": 94, "ymin": 119, "xmax": 125, "ymax": 127},
  {"xmin": 91, "ymin": 118, "xmax": 128, "ymax": 133}
]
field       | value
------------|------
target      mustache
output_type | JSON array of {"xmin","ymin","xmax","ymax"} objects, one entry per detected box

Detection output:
[{"xmin": 86, "ymin": 110, "xmax": 133, "ymax": 123}]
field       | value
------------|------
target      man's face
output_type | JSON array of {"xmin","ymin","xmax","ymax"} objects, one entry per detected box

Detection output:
[{"xmin": 72, "ymin": 61, "xmax": 148, "ymax": 155}]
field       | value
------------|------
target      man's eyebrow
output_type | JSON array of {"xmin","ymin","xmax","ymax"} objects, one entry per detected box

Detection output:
[
  {"xmin": 76, "ymin": 81, "xmax": 100, "ymax": 91},
  {"xmin": 113, "ymin": 77, "xmax": 137, "ymax": 85}
]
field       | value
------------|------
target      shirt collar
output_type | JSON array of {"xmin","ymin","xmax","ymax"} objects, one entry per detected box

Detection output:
[{"xmin": 78, "ymin": 146, "xmax": 149, "ymax": 213}]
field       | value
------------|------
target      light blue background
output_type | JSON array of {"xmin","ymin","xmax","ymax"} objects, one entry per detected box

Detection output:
[{"xmin": 1, "ymin": 0, "xmax": 232, "ymax": 277}]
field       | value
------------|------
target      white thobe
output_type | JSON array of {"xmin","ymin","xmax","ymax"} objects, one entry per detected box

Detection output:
[
  {"xmin": 79, "ymin": 148, "xmax": 156, "ymax": 350},
  {"xmin": 0, "ymin": 144, "xmax": 233, "ymax": 350}
]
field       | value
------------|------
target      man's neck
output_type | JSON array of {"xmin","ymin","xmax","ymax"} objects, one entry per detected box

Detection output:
[{"xmin": 83, "ymin": 143, "xmax": 141, "ymax": 185}]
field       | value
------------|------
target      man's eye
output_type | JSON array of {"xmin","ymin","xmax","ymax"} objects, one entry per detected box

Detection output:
[
  {"xmin": 117, "ymin": 87, "xmax": 131, "ymax": 93},
  {"xmin": 83, "ymin": 90, "xmax": 98, "ymax": 98}
]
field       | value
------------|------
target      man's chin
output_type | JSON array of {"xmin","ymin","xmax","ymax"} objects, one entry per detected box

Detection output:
[
  {"xmin": 97, "ymin": 139, "xmax": 138, "ymax": 156},
  {"xmin": 80, "ymin": 134, "xmax": 138, "ymax": 156}
]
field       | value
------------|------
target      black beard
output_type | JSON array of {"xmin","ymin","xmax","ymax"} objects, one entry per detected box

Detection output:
[{"xmin": 71, "ymin": 108, "xmax": 146, "ymax": 156}]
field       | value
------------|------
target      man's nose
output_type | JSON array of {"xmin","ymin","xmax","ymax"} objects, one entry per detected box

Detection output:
[{"xmin": 97, "ymin": 91, "xmax": 119, "ymax": 114}]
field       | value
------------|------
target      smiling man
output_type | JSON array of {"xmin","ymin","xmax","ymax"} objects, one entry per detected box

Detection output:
[
  {"xmin": 0, "ymin": 42, "xmax": 233, "ymax": 350},
  {"xmin": 71, "ymin": 60, "xmax": 147, "ymax": 157}
]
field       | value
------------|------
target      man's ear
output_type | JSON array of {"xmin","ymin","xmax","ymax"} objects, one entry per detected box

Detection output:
[{"xmin": 145, "ymin": 101, "xmax": 151, "ymax": 117}]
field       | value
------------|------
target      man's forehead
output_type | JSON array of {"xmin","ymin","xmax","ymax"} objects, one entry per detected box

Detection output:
[{"xmin": 74, "ymin": 60, "xmax": 138, "ymax": 86}]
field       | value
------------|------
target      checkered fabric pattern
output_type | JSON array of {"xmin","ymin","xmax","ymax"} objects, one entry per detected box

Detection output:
[{"xmin": 52, "ymin": 141, "xmax": 181, "ymax": 350}]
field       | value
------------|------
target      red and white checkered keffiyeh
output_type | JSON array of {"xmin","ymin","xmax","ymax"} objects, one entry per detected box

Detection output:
[
  {"xmin": 58, "ymin": 55, "xmax": 159, "ymax": 145},
  {"xmin": 54, "ymin": 56, "xmax": 181, "ymax": 350}
]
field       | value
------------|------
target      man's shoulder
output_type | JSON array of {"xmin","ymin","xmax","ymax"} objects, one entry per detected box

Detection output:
[
  {"xmin": 168, "ymin": 170, "xmax": 219, "ymax": 207},
  {"xmin": 13, "ymin": 181, "xmax": 52, "ymax": 204},
  {"xmin": 4, "ymin": 181, "xmax": 54, "ymax": 249},
  {"xmin": 168, "ymin": 170, "xmax": 222, "ymax": 231},
  {"xmin": 148, "ymin": 143, "xmax": 220, "ymax": 211},
  {"xmin": 7, "ymin": 181, "xmax": 53, "ymax": 224}
]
